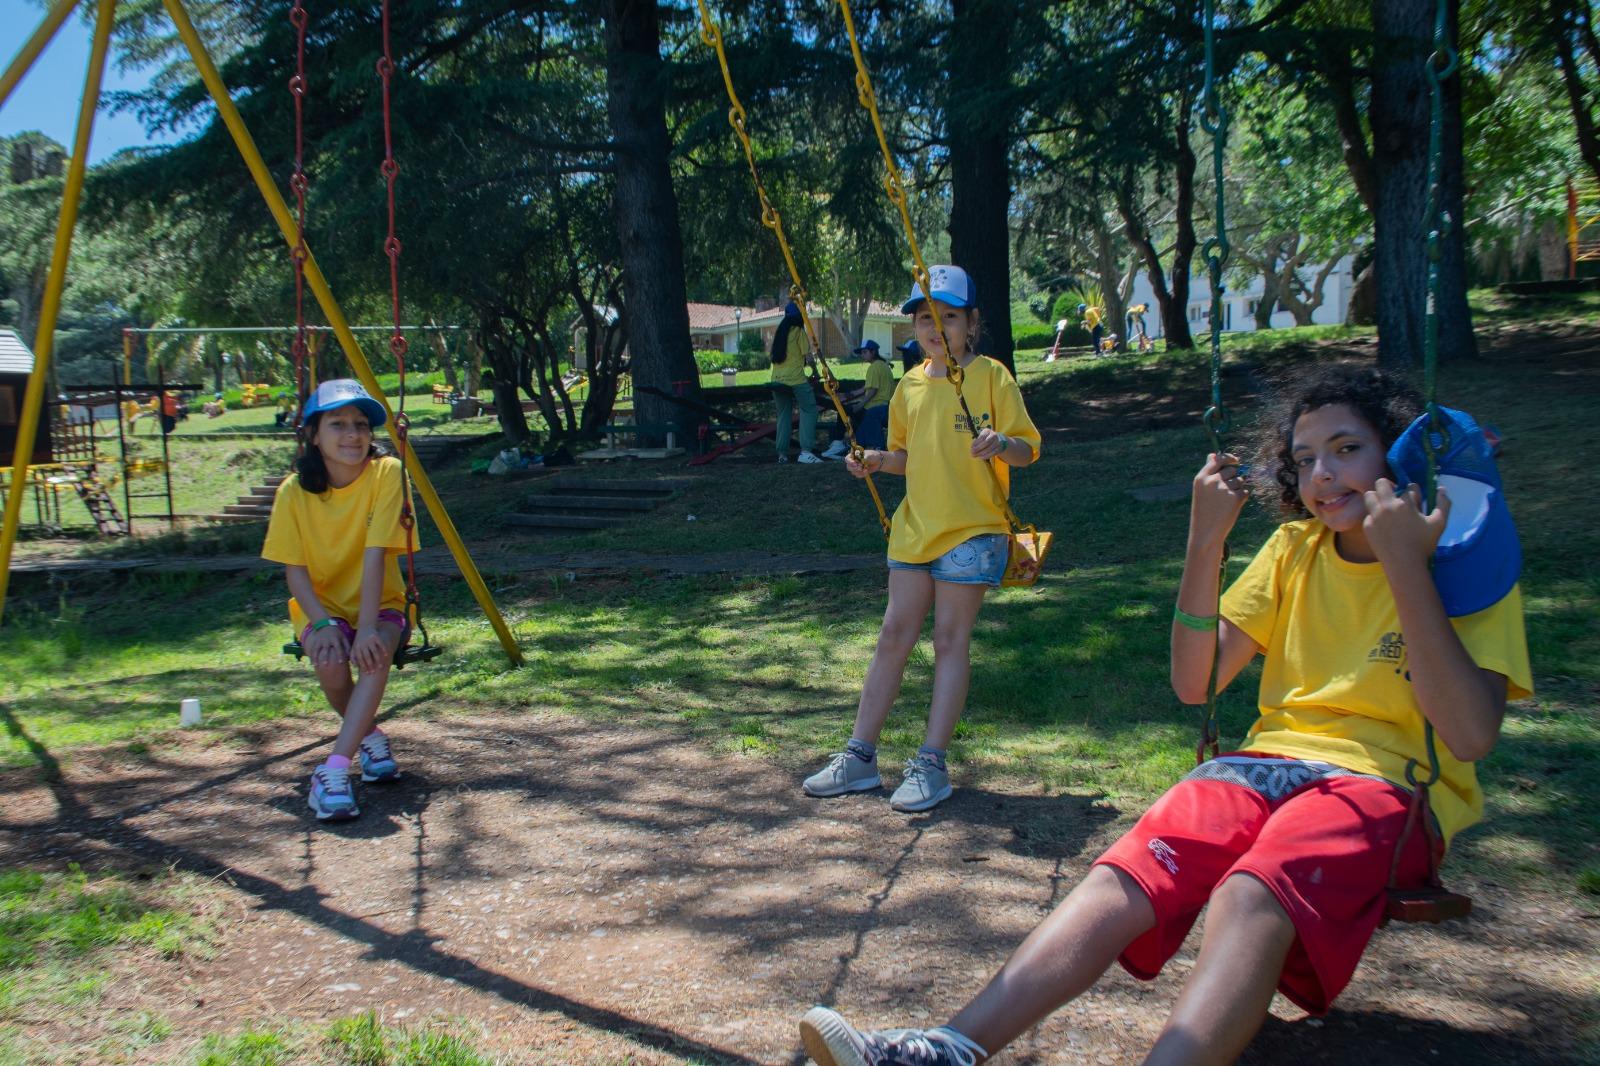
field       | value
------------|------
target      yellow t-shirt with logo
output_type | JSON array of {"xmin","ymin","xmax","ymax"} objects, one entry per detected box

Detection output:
[
  {"xmin": 886, "ymin": 356, "xmax": 1042, "ymax": 563},
  {"xmin": 863, "ymin": 359, "xmax": 895, "ymax": 409},
  {"xmin": 1221, "ymin": 520, "xmax": 1533, "ymax": 844},
  {"xmin": 770, "ymin": 326, "xmax": 810, "ymax": 387},
  {"xmin": 261, "ymin": 456, "xmax": 415, "ymax": 632},
  {"xmin": 1083, "ymin": 307, "xmax": 1102, "ymax": 330}
]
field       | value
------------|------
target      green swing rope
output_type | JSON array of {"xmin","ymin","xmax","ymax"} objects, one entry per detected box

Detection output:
[
  {"xmin": 1405, "ymin": 0, "xmax": 1459, "ymax": 807},
  {"xmin": 1195, "ymin": 0, "xmax": 1231, "ymax": 763}
]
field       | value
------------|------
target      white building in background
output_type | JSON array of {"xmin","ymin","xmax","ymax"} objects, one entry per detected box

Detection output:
[{"xmin": 1125, "ymin": 254, "xmax": 1357, "ymax": 338}]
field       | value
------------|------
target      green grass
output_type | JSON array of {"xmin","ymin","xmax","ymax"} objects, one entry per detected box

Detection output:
[
  {"xmin": 0, "ymin": 866, "xmax": 215, "ymax": 1063},
  {"xmin": 187, "ymin": 1014, "xmax": 499, "ymax": 1066}
]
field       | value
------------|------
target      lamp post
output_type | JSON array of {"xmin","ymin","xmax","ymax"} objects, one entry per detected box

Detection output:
[{"xmin": 733, "ymin": 306, "xmax": 742, "ymax": 352}]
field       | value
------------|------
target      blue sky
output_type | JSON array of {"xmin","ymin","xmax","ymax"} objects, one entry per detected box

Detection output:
[{"xmin": 2, "ymin": 0, "xmax": 182, "ymax": 163}]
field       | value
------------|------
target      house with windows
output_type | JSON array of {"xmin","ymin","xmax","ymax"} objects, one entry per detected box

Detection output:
[{"xmin": 1125, "ymin": 254, "xmax": 1356, "ymax": 338}]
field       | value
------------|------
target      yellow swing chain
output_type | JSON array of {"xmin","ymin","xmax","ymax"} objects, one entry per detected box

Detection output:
[
  {"xmin": 694, "ymin": 0, "xmax": 890, "ymax": 537},
  {"xmin": 833, "ymin": 0, "xmax": 1035, "ymax": 543}
]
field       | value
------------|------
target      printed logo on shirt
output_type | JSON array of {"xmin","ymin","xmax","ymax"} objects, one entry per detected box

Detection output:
[
  {"xmin": 1147, "ymin": 838, "xmax": 1180, "ymax": 875},
  {"xmin": 954, "ymin": 410, "xmax": 992, "ymax": 434},
  {"xmin": 1368, "ymin": 631, "xmax": 1408, "ymax": 675}
]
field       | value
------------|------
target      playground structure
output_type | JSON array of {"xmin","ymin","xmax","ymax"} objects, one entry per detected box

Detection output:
[{"xmin": 0, "ymin": 331, "xmax": 184, "ymax": 538}]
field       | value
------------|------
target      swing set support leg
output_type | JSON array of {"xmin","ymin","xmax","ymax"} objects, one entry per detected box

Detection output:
[
  {"xmin": 0, "ymin": 0, "xmax": 116, "ymax": 628},
  {"xmin": 157, "ymin": 0, "xmax": 522, "ymax": 666}
]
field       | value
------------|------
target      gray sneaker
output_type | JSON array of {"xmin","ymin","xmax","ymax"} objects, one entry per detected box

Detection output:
[
  {"xmin": 803, "ymin": 751, "xmax": 882, "ymax": 797},
  {"xmin": 799, "ymin": 1006, "xmax": 985, "ymax": 1066},
  {"xmin": 889, "ymin": 755, "xmax": 952, "ymax": 812}
]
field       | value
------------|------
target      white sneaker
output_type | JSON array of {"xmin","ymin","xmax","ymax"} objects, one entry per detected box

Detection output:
[
  {"xmin": 797, "ymin": 451, "xmax": 824, "ymax": 464},
  {"xmin": 823, "ymin": 440, "xmax": 850, "ymax": 458},
  {"xmin": 776, "ymin": 453, "xmax": 789, "ymax": 464}
]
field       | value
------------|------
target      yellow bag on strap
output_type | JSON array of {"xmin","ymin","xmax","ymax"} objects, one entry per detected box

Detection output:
[{"xmin": 1002, "ymin": 526, "xmax": 1052, "ymax": 588}]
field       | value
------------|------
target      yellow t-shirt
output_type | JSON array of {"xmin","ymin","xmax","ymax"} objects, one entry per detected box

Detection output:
[
  {"xmin": 1083, "ymin": 307, "xmax": 1102, "ymax": 330},
  {"xmin": 886, "ymin": 356, "xmax": 1042, "ymax": 563},
  {"xmin": 1221, "ymin": 520, "xmax": 1533, "ymax": 844},
  {"xmin": 863, "ymin": 359, "xmax": 895, "ymax": 410},
  {"xmin": 261, "ymin": 456, "xmax": 415, "ymax": 632},
  {"xmin": 770, "ymin": 326, "xmax": 810, "ymax": 387}
]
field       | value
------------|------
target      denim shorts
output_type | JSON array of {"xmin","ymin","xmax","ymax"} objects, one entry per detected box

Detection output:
[{"xmin": 886, "ymin": 532, "xmax": 1009, "ymax": 587}]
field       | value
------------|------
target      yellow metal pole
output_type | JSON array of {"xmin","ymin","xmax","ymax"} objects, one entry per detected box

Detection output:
[
  {"xmin": 122, "ymin": 328, "xmax": 133, "ymax": 385},
  {"xmin": 160, "ymin": 0, "xmax": 524, "ymax": 666},
  {"xmin": 0, "ymin": 0, "xmax": 115, "ymax": 628},
  {"xmin": 0, "ymin": 0, "xmax": 79, "ymax": 113}
]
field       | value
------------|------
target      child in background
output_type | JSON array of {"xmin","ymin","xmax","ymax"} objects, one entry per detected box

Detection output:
[
  {"xmin": 798, "ymin": 364, "xmax": 1530, "ymax": 1066},
  {"xmin": 802, "ymin": 265, "xmax": 1040, "ymax": 813},
  {"xmin": 262, "ymin": 379, "xmax": 415, "ymax": 822},
  {"xmin": 821, "ymin": 339, "xmax": 897, "ymax": 458},
  {"xmin": 770, "ymin": 301, "xmax": 821, "ymax": 464}
]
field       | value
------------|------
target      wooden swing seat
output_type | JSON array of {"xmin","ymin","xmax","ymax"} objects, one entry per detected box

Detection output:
[{"xmin": 1383, "ymin": 885, "xmax": 1472, "ymax": 925}]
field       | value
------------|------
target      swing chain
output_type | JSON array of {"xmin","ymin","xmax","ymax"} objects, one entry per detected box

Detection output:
[
  {"xmin": 1199, "ymin": 0, "xmax": 1231, "ymax": 450},
  {"xmin": 1192, "ymin": 0, "xmax": 1233, "ymax": 763},
  {"xmin": 835, "ymin": 0, "xmax": 1035, "ymax": 542},
  {"xmin": 1405, "ymin": 0, "xmax": 1459, "ymax": 795},
  {"xmin": 695, "ymin": 0, "xmax": 890, "ymax": 536},
  {"xmin": 375, "ymin": 0, "xmax": 426, "ymax": 649},
  {"xmin": 288, "ymin": 0, "xmax": 310, "ymax": 437}
]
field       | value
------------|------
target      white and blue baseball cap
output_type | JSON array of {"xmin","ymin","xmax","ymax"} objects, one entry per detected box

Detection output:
[
  {"xmin": 302, "ymin": 378, "xmax": 387, "ymax": 429},
  {"xmin": 901, "ymin": 264, "xmax": 977, "ymax": 313},
  {"xmin": 852, "ymin": 339, "xmax": 881, "ymax": 355}
]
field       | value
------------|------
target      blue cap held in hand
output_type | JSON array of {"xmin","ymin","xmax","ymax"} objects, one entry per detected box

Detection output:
[{"xmin": 1386, "ymin": 406, "xmax": 1520, "ymax": 617}]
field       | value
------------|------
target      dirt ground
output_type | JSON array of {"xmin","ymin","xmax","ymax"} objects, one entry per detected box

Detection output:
[{"xmin": 2, "ymin": 709, "xmax": 1595, "ymax": 1065}]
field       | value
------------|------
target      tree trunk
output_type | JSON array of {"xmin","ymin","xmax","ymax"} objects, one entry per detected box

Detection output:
[
  {"xmin": 947, "ymin": 0, "xmax": 1016, "ymax": 375},
  {"xmin": 1371, "ymin": 0, "xmax": 1475, "ymax": 371},
  {"xmin": 603, "ymin": 0, "xmax": 700, "ymax": 444},
  {"xmin": 1093, "ymin": 224, "xmax": 1126, "ymax": 351},
  {"xmin": 1254, "ymin": 260, "xmax": 1279, "ymax": 329}
]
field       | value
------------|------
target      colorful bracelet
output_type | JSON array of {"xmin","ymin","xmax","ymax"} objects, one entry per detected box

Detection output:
[
  {"xmin": 1173, "ymin": 606, "xmax": 1219, "ymax": 632},
  {"xmin": 309, "ymin": 618, "xmax": 339, "ymax": 633}
]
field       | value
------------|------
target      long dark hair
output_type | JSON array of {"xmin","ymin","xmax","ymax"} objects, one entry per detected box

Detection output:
[
  {"xmin": 769, "ymin": 303, "xmax": 802, "ymax": 365},
  {"xmin": 296, "ymin": 410, "xmax": 387, "ymax": 495},
  {"xmin": 1248, "ymin": 363, "xmax": 1422, "ymax": 519}
]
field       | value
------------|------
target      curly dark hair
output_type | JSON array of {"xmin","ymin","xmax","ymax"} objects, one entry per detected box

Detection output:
[
  {"xmin": 296, "ymin": 410, "xmax": 389, "ymax": 495},
  {"xmin": 1247, "ymin": 362, "xmax": 1423, "ymax": 519}
]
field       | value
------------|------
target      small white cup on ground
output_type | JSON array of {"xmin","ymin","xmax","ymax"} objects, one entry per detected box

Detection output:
[{"xmin": 179, "ymin": 698, "xmax": 202, "ymax": 728}]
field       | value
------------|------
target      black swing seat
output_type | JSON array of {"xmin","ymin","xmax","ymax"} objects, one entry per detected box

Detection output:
[
  {"xmin": 1383, "ymin": 886, "xmax": 1472, "ymax": 925},
  {"xmin": 282, "ymin": 639, "xmax": 443, "ymax": 669}
]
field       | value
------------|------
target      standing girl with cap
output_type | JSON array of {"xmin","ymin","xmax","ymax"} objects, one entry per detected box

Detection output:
[
  {"xmin": 802, "ymin": 265, "xmax": 1041, "ymax": 812},
  {"xmin": 262, "ymin": 379, "xmax": 415, "ymax": 821}
]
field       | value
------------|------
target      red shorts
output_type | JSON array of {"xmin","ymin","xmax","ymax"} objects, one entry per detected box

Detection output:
[{"xmin": 1094, "ymin": 756, "xmax": 1436, "ymax": 1014}]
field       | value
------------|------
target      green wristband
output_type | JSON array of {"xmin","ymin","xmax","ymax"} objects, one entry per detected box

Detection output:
[
  {"xmin": 995, "ymin": 432, "xmax": 1010, "ymax": 453},
  {"xmin": 1173, "ymin": 606, "xmax": 1219, "ymax": 632},
  {"xmin": 310, "ymin": 618, "xmax": 339, "ymax": 633}
]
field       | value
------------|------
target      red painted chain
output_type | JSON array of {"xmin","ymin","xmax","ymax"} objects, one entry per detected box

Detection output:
[
  {"xmin": 288, "ymin": 0, "xmax": 309, "ymax": 439},
  {"xmin": 375, "ymin": 0, "xmax": 425, "ymax": 646}
]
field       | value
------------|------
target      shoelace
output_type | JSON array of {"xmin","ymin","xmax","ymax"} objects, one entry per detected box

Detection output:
[
  {"xmin": 362, "ymin": 734, "xmax": 392, "ymax": 761},
  {"xmin": 865, "ymin": 1028, "xmax": 978, "ymax": 1066},
  {"xmin": 317, "ymin": 764, "xmax": 352, "ymax": 794}
]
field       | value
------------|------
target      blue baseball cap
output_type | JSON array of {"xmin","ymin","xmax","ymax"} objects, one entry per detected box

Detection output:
[
  {"xmin": 852, "ymin": 339, "xmax": 881, "ymax": 354},
  {"xmin": 901, "ymin": 265, "xmax": 976, "ymax": 313},
  {"xmin": 897, "ymin": 338, "xmax": 919, "ymax": 352},
  {"xmin": 303, "ymin": 378, "xmax": 387, "ymax": 430}
]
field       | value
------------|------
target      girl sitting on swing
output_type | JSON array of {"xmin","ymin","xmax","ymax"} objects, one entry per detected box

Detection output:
[
  {"xmin": 262, "ymin": 379, "xmax": 414, "ymax": 822},
  {"xmin": 799, "ymin": 364, "xmax": 1530, "ymax": 1066}
]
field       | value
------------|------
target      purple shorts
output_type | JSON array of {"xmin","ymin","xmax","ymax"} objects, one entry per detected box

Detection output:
[{"xmin": 300, "ymin": 608, "xmax": 410, "ymax": 660}]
